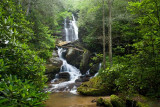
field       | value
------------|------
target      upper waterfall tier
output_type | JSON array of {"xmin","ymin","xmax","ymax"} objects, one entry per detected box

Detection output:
[{"xmin": 64, "ymin": 14, "xmax": 78, "ymax": 42}]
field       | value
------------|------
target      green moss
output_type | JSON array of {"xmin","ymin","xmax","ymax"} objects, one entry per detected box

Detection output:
[
  {"xmin": 97, "ymin": 98, "xmax": 113, "ymax": 107},
  {"xmin": 97, "ymin": 97, "xmax": 104, "ymax": 106},
  {"xmin": 110, "ymin": 95, "xmax": 125, "ymax": 107},
  {"xmin": 77, "ymin": 86, "xmax": 105, "ymax": 96},
  {"xmin": 77, "ymin": 77, "xmax": 111, "ymax": 96},
  {"xmin": 104, "ymin": 99, "xmax": 113, "ymax": 107},
  {"xmin": 45, "ymin": 64, "xmax": 60, "ymax": 81},
  {"xmin": 136, "ymin": 102, "xmax": 149, "ymax": 107},
  {"xmin": 45, "ymin": 64, "xmax": 60, "ymax": 73}
]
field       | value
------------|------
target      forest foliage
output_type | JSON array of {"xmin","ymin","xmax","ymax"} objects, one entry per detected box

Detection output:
[
  {"xmin": 0, "ymin": 0, "xmax": 66, "ymax": 106},
  {"xmin": 75, "ymin": 0, "xmax": 160, "ymax": 98},
  {"xmin": 0, "ymin": 0, "xmax": 160, "ymax": 106}
]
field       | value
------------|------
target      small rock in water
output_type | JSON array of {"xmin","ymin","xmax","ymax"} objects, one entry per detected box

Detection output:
[{"xmin": 91, "ymin": 99, "xmax": 97, "ymax": 103}]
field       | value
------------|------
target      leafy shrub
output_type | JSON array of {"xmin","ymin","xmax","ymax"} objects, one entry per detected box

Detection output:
[
  {"xmin": 99, "ymin": 63, "xmax": 122, "ymax": 93},
  {"xmin": 0, "ymin": 43, "xmax": 47, "ymax": 86},
  {"xmin": 0, "ymin": 75, "xmax": 48, "ymax": 107},
  {"xmin": 0, "ymin": 0, "xmax": 49, "ymax": 106},
  {"xmin": 38, "ymin": 50, "xmax": 52, "ymax": 60}
]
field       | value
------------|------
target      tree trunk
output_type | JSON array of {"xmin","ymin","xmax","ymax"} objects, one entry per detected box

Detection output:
[
  {"xmin": 103, "ymin": 0, "xmax": 106, "ymax": 70},
  {"xmin": 108, "ymin": 0, "xmax": 112, "ymax": 67},
  {"xmin": 18, "ymin": 0, "xmax": 20, "ymax": 5},
  {"xmin": 26, "ymin": 0, "xmax": 31, "ymax": 16}
]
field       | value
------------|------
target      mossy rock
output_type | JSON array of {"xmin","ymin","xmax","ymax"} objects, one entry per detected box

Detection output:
[
  {"xmin": 97, "ymin": 98, "xmax": 113, "ymax": 107},
  {"xmin": 77, "ymin": 86, "xmax": 105, "ymax": 96},
  {"xmin": 45, "ymin": 64, "xmax": 60, "ymax": 73},
  {"xmin": 110, "ymin": 95, "xmax": 125, "ymax": 107},
  {"xmin": 97, "ymin": 97, "xmax": 104, "ymax": 106},
  {"xmin": 104, "ymin": 99, "xmax": 113, "ymax": 107},
  {"xmin": 77, "ymin": 77, "xmax": 112, "ymax": 96},
  {"xmin": 45, "ymin": 64, "xmax": 60, "ymax": 81}
]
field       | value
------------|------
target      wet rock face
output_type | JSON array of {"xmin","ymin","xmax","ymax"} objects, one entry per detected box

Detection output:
[
  {"xmin": 45, "ymin": 50, "xmax": 62, "ymax": 82},
  {"xmin": 65, "ymin": 47, "xmax": 91, "ymax": 75},
  {"xmin": 75, "ymin": 75, "xmax": 91, "ymax": 82},
  {"xmin": 45, "ymin": 64, "xmax": 61, "ymax": 81},
  {"xmin": 58, "ymin": 72, "xmax": 70, "ymax": 81},
  {"xmin": 80, "ymin": 50, "xmax": 91, "ymax": 74},
  {"xmin": 53, "ymin": 79, "xmax": 69, "ymax": 84},
  {"xmin": 66, "ymin": 47, "xmax": 83, "ymax": 69},
  {"xmin": 49, "ymin": 50, "xmax": 63, "ymax": 66},
  {"xmin": 90, "ymin": 63, "xmax": 100, "ymax": 76}
]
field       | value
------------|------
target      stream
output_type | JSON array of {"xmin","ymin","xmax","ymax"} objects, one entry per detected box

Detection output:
[{"xmin": 45, "ymin": 92, "xmax": 104, "ymax": 107}]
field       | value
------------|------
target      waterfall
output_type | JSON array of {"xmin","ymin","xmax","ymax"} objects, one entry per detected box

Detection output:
[
  {"xmin": 57, "ymin": 48, "xmax": 81, "ymax": 81},
  {"xmin": 72, "ymin": 14, "xmax": 78, "ymax": 40},
  {"xmin": 94, "ymin": 63, "xmax": 102, "ymax": 77},
  {"xmin": 49, "ymin": 47, "xmax": 81, "ymax": 93},
  {"xmin": 64, "ymin": 19, "xmax": 69, "ymax": 41},
  {"xmin": 48, "ymin": 14, "xmax": 80, "ymax": 94},
  {"xmin": 64, "ymin": 14, "xmax": 78, "ymax": 42}
]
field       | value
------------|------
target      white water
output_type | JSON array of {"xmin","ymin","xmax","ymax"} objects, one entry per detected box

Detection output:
[
  {"xmin": 72, "ymin": 14, "xmax": 78, "ymax": 40},
  {"xmin": 49, "ymin": 14, "xmax": 80, "ymax": 94},
  {"xmin": 86, "ymin": 69, "xmax": 90, "ymax": 75},
  {"xmin": 94, "ymin": 63, "xmax": 102, "ymax": 77},
  {"xmin": 49, "ymin": 48, "xmax": 81, "ymax": 94},
  {"xmin": 64, "ymin": 14, "xmax": 78, "ymax": 42}
]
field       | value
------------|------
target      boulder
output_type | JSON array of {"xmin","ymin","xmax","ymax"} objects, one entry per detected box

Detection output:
[
  {"xmin": 52, "ymin": 78, "xmax": 69, "ymax": 84},
  {"xmin": 45, "ymin": 64, "xmax": 61, "ymax": 82},
  {"xmin": 75, "ymin": 75, "xmax": 90, "ymax": 82},
  {"xmin": 66, "ymin": 47, "xmax": 83, "ymax": 69},
  {"xmin": 58, "ymin": 72, "xmax": 70, "ymax": 81},
  {"xmin": 77, "ymin": 77, "xmax": 113, "ymax": 96},
  {"xmin": 45, "ymin": 50, "xmax": 62, "ymax": 82},
  {"xmin": 65, "ymin": 47, "xmax": 91, "ymax": 75},
  {"xmin": 48, "ymin": 57, "xmax": 62, "ymax": 66},
  {"xmin": 48, "ymin": 50, "xmax": 62, "ymax": 66},
  {"xmin": 80, "ymin": 50, "xmax": 91, "ymax": 74}
]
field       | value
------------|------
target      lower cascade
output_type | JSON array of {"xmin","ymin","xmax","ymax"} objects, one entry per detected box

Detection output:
[{"xmin": 48, "ymin": 47, "xmax": 81, "ymax": 94}]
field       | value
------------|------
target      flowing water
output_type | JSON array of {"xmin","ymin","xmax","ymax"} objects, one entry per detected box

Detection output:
[
  {"xmin": 47, "ymin": 14, "xmax": 81, "ymax": 94},
  {"xmin": 48, "ymin": 47, "xmax": 81, "ymax": 94},
  {"xmin": 94, "ymin": 63, "xmax": 101, "ymax": 77},
  {"xmin": 64, "ymin": 14, "xmax": 78, "ymax": 42}
]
